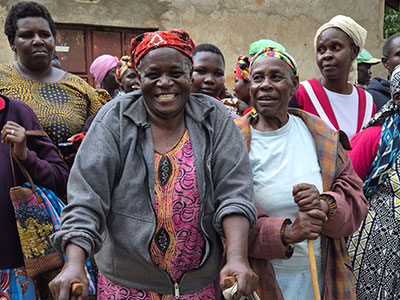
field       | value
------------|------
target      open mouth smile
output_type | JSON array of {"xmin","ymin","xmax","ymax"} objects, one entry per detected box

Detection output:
[{"xmin": 158, "ymin": 93, "xmax": 177, "ymax": 101}]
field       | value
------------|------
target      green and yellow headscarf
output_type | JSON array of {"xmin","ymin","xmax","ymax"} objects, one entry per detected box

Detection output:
[{"xmin": 250, "ymin": 47, "xmax": 298, "ymax": 76}]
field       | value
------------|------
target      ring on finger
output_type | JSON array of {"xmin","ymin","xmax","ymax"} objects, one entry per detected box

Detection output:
[{"xmin": 10, "ymin": 129, "xmax": 15, "ymax": 135}]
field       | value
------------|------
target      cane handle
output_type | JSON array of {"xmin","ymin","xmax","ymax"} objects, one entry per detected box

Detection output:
[{"xmin": 71, "ymin": 282, "xmax": 83, "ymax": 297}]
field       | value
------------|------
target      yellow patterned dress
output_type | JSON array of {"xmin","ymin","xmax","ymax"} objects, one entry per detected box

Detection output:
[{"xmin": 0, "ymin": 63, "xmax": 110, "ymax": 144}]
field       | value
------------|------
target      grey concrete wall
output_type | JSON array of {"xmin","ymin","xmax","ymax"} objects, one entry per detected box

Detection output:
[{"xmin": 0, "ymin": 0, "xmax": 388, "ymax": 88}]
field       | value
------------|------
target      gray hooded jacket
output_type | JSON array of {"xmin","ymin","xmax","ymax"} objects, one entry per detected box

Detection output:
[{"xmin": 52, "ymin": 92, "xmax": 256, "ymax": 295}]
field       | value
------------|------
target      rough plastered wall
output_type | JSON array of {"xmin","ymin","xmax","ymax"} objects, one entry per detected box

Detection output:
[
  {"xmin": 160, "ymin": 0, "xmax": 387, "ymax": 87},
  {"xmin": 0, "ymin": 0, "xmax": 387, "ymax": 89}
]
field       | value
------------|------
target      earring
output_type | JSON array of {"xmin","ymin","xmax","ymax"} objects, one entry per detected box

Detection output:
[{"xmin": 11, "ymin": 46, "xmax": 16, "ymax": 51}]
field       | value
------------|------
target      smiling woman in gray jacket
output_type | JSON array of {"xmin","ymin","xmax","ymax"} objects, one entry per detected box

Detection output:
[{"xmin": 49, "ymin": 29, "xmax": 257, "ymax": 300}]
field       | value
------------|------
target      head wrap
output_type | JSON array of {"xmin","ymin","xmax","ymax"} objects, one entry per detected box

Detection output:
[
  {"xmin": 114, "ymin": 56, "xmax": 132, "ymax": 82},
  {"xmin": 314, "ymin": 15, "xmax": 367, "ymax": 84},
  {"xmin": 89, "ymin": 54, "xmax": 119, "ymax": 88},
  {"xmin": 234, "ymin": 56, "xmax": 251, "ymax": 81},
  {"xmin": 131, "ymin": 29, "xmax": 195, "ymax": 68},
  {"xmin": 391, "ymin": 64, "xmax": 400, "ymax": 98},
  {"xmin": 249, "ymin": 39, "xmax": 286, "ymax": 57},
  {"xmin": 364, "ymin": 64, "xmax": 400, "ymax": 128},
  {"xmin": 250, "ymin": 47, "xmax": 298, "ymax": 76}
]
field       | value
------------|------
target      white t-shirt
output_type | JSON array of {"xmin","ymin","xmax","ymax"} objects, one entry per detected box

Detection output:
[
  {"xmin": 249, "ymin": 114, "xmax": 323, "ymax": 272},
  {"xmin": 324, "ymin": 86, "xmax": 374, "ymax": 140}
]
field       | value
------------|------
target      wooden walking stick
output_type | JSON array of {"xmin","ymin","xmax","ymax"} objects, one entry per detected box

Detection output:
[
  {"xmin": 307, "ymin": 240, "xmax": 321, "ymax": 300},
  {"xmin": 71, "ymin": 282, "xmax": 83, "ymax": 297}
]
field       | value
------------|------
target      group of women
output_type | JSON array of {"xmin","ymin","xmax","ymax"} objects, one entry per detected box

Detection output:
[{"xmin": 1, "ymin": 1, "xmax": 400, "ymax": 300}]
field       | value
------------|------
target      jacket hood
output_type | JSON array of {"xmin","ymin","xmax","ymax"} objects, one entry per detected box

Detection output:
[{"xmin": 367, "ymin": 77, "xmax": 390, "ymax": 95}]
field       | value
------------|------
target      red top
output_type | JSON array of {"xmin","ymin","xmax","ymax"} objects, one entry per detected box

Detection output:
[
  {"xmin": 0, "ymin": 96, "xmax": 5, "ymax": 110},
  {"xmin": 349, "ymin": 125, "xmax": 381, "ymax": 180},
  {"xmin": 296, "ymin": 78, "xmax": 376, "ymax": 134}
]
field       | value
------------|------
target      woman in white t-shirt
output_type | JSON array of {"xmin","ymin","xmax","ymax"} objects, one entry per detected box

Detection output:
[
  {"xmin": 235, "ymin": 46, "xmax": 368, "ymax": 299},
  {"xmin": 291, "ymin": 15, "xmax": 376, "ymax": 140}
]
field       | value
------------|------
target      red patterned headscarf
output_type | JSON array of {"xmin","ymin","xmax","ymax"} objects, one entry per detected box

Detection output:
[
  {"xmin": 130, "ymin": 29, "xmax": 195, "ymax": 68},
  {"xmin": 234, "ymin": 55, "xmax": 251, "ymax": 81}
]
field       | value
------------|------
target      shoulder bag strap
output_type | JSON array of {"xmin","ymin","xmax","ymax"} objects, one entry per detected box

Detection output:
[
  {"xmin": 9, "ymin": 130, "xmax": 47, "ymax": 202},
  {"xmin": 25, "ymin": 130, "xmax": 48, "ymax": 138}
]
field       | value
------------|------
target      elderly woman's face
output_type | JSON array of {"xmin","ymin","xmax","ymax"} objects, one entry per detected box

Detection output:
[
  {"xmin": 11, "ymin": 17, "xmax": 55, "ymax": 71},
  {"xmin": 250, "ymin": 57, "xmax": 298, "ymax": 121},
  {"xmin": 139, "ymin": 47, "xmax": 192, "ymax": 120},
  {"xmin": 316, "ymin": 28, "xmax": 357, "ymax": 81}
]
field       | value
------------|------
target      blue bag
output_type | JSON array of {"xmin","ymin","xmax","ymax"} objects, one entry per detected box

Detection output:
[{"xmin": 23, "ymin": 183, "xmax": 97, "ymax": 295}]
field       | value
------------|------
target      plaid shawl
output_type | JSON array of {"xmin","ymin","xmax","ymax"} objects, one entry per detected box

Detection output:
[{"xmin": 235, "ymin": 108, "xmax": 355, "ymax": 299}]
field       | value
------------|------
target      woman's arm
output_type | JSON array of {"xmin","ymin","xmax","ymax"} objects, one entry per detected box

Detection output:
[
  {"xmin": 2, "ymin": 114, "xmax": 69, "ymax": 196},
  {"xmin": 210, "ymin": 113, "xmax": 257, "ymax": 235},
  {"xmin": 51, "ymin": 119, "xmax": 120, "ymax": 257},
  {"xmin": 86, "ymin": 86, "xmax": 111, "ymax": 115},
  {"xmin": 248, "ymin": 206, "xmax": 291, "ymax": 260},
  {"xmin": 349, "ymin": 125, "xmax": 381, "ymax": 180},
  {"xmin": 321, "ymin": 148, "xmax": 369, "ymax": 238},
  {"xmin": 49, "ymin": 243, "xmax": 89, "ymax": 300},
  {"xmin": 220, "ymin": 214, "xmax": 258, "ymax": 300}
]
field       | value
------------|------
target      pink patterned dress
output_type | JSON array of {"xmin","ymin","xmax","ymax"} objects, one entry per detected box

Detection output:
[{"xmin": 98, "ymin": 130, "xmax": 219, "ymax": 299}]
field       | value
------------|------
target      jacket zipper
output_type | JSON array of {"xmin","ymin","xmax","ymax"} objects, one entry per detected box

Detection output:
[
  {"xmin": 139, "ymin": 126, "xmax": 184, "ymax": 298},
  {"xmin": 168, "ymin": 122, "xmax": 214, "ymax": 298},
  {"xmin": 139, "ymin": 123, "xmax": 213, "ymax": 298},
  {"xmin": 174, "ymin": 282, "xmax": 180, "ymax": 299}
]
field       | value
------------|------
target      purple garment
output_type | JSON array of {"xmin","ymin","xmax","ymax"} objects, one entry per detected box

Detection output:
[{"xmin": 0, "ymin": 95, "xmax": 69, "ymax": 269}]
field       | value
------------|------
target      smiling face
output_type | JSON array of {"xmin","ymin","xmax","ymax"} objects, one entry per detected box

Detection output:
[
  {"xmin": 120, "ymin": 67, "xmax": 140, "ymax": 93},
  {"xmin": 139, "ymin": 47, "xmax": 192, "ymax": 120},
  {"xmin": 250, "ymin": 57, "xmax": 298, "ymax": 126},
  {"xmin": 316, "ymin": 27, "xmax": 358, "ymax": 81},
  {"xmin": 191, "ymin": 51, "xmax": 225, "ymax": 98},
  {"xmin": 10, "ymin": 17, "xmax": 55, "ymax": 71}
]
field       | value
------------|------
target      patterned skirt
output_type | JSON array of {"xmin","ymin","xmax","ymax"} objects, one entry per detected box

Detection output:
[
  {"xmin": 0, "ymin": 267, "xmax": 37, "ymax": 300},
  {"xmin": 348, "ymin": 167, "xmax": 400, "ymax": 299},
  {"xmin": 97, "ymin": 272, "xmax": 220, "ymax": 300}
]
